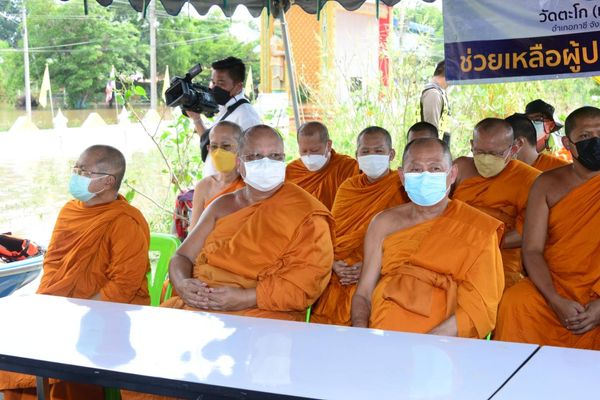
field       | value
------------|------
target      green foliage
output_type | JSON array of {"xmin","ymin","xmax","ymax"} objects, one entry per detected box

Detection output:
[
  {"xmin": 0, "ymin": 0, "xmax": 259, "ymax": 108},
  {"xmin": 0, "ymin": 0, "xmax": 21, "ymax": 46}
]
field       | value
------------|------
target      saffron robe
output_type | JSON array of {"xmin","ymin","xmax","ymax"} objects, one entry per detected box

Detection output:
[
  {"xmin": 312, "ymin": 172, "xmax": 408, "ymax": 325},
  {"xmin": 0, "ymin": 196, "xmax": 150, "ymax": 400},
  {"xmin": 532, "ymin": 153, "xmax": 570, "ymax": 172},
  {"xmin": 203, "ymin": 176, "xmax": 245, "ymax": 208},
  {"xmin": 164, "ymin": 182, "xmax": 335, "ymax": 321},
  {"xmin": 495, "ymin": 174, "xmax": 600, "ymax": 349},
  {"xmin": 452, "ymin": 160, "xmax": 540, "ymax": 288},
  {"xmin": 369, "ymin": 200, "xmax": 504, "ymax": 338},
  {"xmin": 286, "ymin": 149, "xmax": 359, "ymax": 209}
]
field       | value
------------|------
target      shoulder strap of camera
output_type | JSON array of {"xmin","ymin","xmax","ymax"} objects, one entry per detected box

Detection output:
[{"xmin": 219, "ymin": 98, "xmax": 250, "ymax": 122}]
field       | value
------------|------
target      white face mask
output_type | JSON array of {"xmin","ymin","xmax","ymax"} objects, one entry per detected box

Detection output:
[
  {"xmin": 243, "ymin": 158, "xmax": 286, "ymax": 192},
  {"xmin": 532, "ymin": 120, "xmax": 546, "ymax": 141},
  {"xmin": 300, "ymin": 151, "xmax": 329, "ymax": 172},
  {"xmin": 358, "ymin": 154, "xmax": 390, "ymax": 179}
]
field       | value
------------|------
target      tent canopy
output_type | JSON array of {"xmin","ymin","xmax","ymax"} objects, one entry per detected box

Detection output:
[{"xmin": 89, "ymin": 0, "xmax": 405, "ymax": 17}]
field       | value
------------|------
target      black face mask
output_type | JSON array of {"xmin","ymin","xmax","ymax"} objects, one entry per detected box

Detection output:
[
  {"xmin": 212, "ymin": 86, "xmax": 232, "ymax": 106},
  {"xmin": 574, "ymin": 136, "xmax": 600, "ymax": 171}
]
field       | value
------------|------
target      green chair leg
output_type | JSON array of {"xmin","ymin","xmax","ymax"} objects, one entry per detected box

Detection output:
[
  {"xmin": 104, "ymin": 387, "xmax": 121, "ymax": 400},
  {"xmin": 486, "ymin": 332, "xmax": 492, "ymax": 340},
  {"xmin": 305, "ymin": 306, "xmax": 312, "ymax": 323}
]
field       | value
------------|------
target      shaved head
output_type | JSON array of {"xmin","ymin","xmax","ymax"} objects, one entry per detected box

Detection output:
[
  {"xmin": 210, "ymin": 120, "xmax": 243, "ymax": 147},
  {"xmin": 298, "ymin": 121, "xmax": 329, "ymax": 144},
  {"xmin": 357, "ymin": 126, "xmax": 392, "ymax": 149},
  {"xmin": 403, "ymin": 138, "xmax": 452, "ymax": 169},
  {"xmin": 565, "ymin": 106, "xmax": 600, "ymax": 139},
  {"xmin": 82, "ymin": 145, "xmax": 126, "ymax": 190},
  {"xmin": 240, "ymin": 124, "xmax": 284, "ymax": 154},
  {"xmin": 407, "ymin": 122, "xmax": 439, "ymax": 143},
  {"xmin": 474, "ymin": 118, "xmax": 514, "ymax": 146},
  {"xmin": 506, "ymin": 113, "xmax": 536, "ymax": 146}
]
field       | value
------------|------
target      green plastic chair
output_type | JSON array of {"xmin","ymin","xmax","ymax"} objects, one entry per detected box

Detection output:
[
  {"xmin": 305, "ymin": 306, "xmax": 312, "ymax": 323},
  {"xmin": 147, "ymin": 232, "xmax": 181, "ymax": 307}
]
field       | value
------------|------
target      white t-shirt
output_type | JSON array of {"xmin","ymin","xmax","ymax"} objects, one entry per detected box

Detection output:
[{"xmin": 210, "ymin": 91, "xmax": 262, "ymax": 131}]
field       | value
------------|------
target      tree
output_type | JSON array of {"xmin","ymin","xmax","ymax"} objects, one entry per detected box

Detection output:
[{"xmin": 0, "ymin": 0, "xmax": 21, "ymax": 46}]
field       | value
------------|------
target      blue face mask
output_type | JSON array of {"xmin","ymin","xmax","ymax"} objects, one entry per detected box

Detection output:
[
  {"xmin": 403, "ymin": 172, "xmax": 448, "ymax": 206},
  {"xmin": 69, "ymin": 174, "xmax": 96, "ymax": 202}
]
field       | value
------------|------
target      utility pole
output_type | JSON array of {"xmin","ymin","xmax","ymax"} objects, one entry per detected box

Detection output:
[
  {"xmin": 22, "ymin": 0, "xmax": 32, "ymax": 119},
  {"xmin": 149, "ymin": 0, "xmax": 157, "ymax": 110}
]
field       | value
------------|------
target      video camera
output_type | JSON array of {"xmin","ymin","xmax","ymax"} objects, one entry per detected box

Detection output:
[{"xmin": 165, "ymin": 64, "xmax": 219, "ymax": 117}]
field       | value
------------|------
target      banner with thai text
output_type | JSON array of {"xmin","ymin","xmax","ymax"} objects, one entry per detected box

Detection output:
[{"xmin": 443, "ymin": 0, "xmax": 600, "ymax": 84}]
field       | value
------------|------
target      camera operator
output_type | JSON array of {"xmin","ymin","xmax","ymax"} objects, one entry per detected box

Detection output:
[{"xmin": 186, "ymin": 57, "xmax": 261, "ymax": 165}]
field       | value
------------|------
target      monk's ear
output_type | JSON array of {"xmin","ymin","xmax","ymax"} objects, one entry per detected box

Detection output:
[
  {"xmin": 449, "ymin": 164, "xmax": 459, "ymax": 185},
  {"xmin": 398, "ymin": 167, "xmax": 405, "ymax": 185},
  {"xmin": 561, "ymin": 136, "xmax": 572, "ymax": 152},
  {"xmin": 389, "ymin": 148, "xmax": 396, "ymax": 161},
  {"xmin": 514, "ymin": 137, "xmax": 525, "ymax": 152},
  {"xmin": 326, "ymin": 139, "xmax": 333, "ymax": 152}
]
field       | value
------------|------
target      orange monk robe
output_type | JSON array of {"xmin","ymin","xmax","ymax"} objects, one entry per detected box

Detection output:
[
  {"xmin": 286, "ymin": 149, "xmax": 359, "ymax": 209},
  {"xmin": 164, "ymin": 182, "xmax": 335, "ymax": 321},
  {"xmin": 0, "ymin": 195, "xmax": 150, "ymax": 400},
  {"xmin": 452, "ymin": 160, "xmax": 540, "ymax": 288},
  {"xmin": 369, "ymin": 200, "xmax": 505, "ymax": 338},
  {"xmin": 532, "ymin": 153, "xmax": 571, "ymax": 172},
  {"xmin": 496, "ymin": 175, "xmax": 600, "ymax": 349},
  {"xmin": 203, "ymin": 176, "xmax": 245, "ymax": 208},
  {"xmin": 311, "ymin": 172, "xmax": 409, "ymax": 325}
]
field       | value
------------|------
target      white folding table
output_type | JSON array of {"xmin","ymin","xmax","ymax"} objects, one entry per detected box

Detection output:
[
  {"xmin": 0, "ymin": 294, "xmax": 539, "ymax": 399},
  {"xmin": 492, "ymin": 345, "xmax": 600, "ymax": 399}
]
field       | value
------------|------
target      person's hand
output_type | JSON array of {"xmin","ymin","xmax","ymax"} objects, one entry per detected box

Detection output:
[
  {"xmin": 332, "ymin": 260, "xmax": 348, "ymax": 279},
  {"xmin": 206, "ymin": 287, "xmax": 254, "ymax": 312},
  {"xmin": 178, "ymin": 278, "xmax": 210, "ymax": 309},
  {"xmin": 185, "ymin": 110, "xmax": 202, "ymax": 122},
  {"xmin": 339, "ymin": 261, "xmax": 362, "ymax": 286},
  {"xmin": 565, "ymin": 298, "xmax": 600, "ymax": 335},
  {"xmin": 548, "ymin": 294, "xmax": 585, "ymax": 329}
]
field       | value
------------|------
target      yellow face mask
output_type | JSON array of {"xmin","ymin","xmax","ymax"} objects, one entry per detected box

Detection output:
[
  {"xmin": 210, "ymin": 148, "xmax": 237, "ymax": 173},
  {"xmin": 473, "ymin": 154, "xmax": 508, "ymax": 178}
]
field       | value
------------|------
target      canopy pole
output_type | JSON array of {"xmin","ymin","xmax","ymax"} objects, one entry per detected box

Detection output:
[
  {"xmin": 277, "ymin": 3, "xmax": 302, "ymax": 130},
  {"xmin": 149, "ymin": 0, "xmax": 158, "ymax": 110},
  {"xmin": 22, "ymin": 0, "xmax": 32, "ymax": 120}
]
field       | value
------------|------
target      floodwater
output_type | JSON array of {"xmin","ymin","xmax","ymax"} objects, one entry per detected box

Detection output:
[
  {"xmin": 0, "ymin": 119, "xmax": 175, "ymax": 247},
  {"xmin": 0, "ymin": 105, "xmax": 120, "ymax": 131}
]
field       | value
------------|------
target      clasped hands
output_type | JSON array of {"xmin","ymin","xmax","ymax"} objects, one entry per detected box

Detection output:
[
  {"xmin": 551, "ymin": 295, "xmax": 600, "ymax": 335},
  {"xmin": 179, "ymin": 278, "xmax": 253, "ymax": 311},
  {"xmin": 333, "ymin": 260, "xmax": 362, "ymax": 285}
]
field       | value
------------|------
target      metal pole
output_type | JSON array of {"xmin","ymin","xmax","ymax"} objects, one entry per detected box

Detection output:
[
  {"xmin": 277, "ymin": 4, "xmax": 301, "ymax": 129},
  {"xmin": 149, "ymin": 0, "xmax": 157, "ymax": 110},
  {"xmin": 22, "ymin": 0, "xmax": 32, "ymax": 120},
  {"xmin": 47, "ymin": 65, "xmax": 55, "ymax": 119}
]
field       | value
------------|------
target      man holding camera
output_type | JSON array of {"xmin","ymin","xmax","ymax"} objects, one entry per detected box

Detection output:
[{"xmin": 185, "ymin": 57, "xmax": 261, "ymax": 165}]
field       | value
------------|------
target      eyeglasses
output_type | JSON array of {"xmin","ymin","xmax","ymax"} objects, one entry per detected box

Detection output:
[
  {"xmin": 240, "ymin": 153, "xmax": 285, "ymax": 162},
  {"xmin": 72, "ymin": 166, "xmax": 114, "ymax": 178},
  {"xmin": 472, "ymin": 145, "xmax": 512, "ymax": 158},
  {"xmin": 208, "ymin": 143, "xmax": 235, "ymax": 152}
]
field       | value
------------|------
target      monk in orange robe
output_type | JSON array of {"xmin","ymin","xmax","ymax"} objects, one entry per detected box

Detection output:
[
  {"xmin": 507, "ymin": 113, "xmax": 570, "ymax": 172},
  {"xmin": 352, "ymin": 138, "xmax": 504, "ymax": 338},
  {"xmin": 312, "ymin": 126, "xmax": 408, "ymax": 325},
  {"xmin": 496, "ymin": 106, "xmax": 600, "ymax": 349},
  {"xmin": 0, "ymin": 145, "xmax": 150, "ymax": 400},
  {"xmin": 453, "ymin": 118, "xmax": 540, "ymax": 288},
  {"xmin": 285, "ymin": 121, "xmax": 358, "ymax": 209},
  {"xmin": 189, "ymin": 121, "xmax": 245, "ymax": 229}
]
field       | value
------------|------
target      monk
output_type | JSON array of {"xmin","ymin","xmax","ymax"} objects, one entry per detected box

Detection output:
[
  {"xmin": 453, "ymin": 118, "xmax": 540, "ymax": 288},
  {"xmin": 506, "ymin": 113, "xmax": 570, "ymax": 172},
  {"xmin": 407, "ymin": 121, "xmax": 439, "ymax": 143},
  {"xmin": 164, "ymin": 124, "xmax": 333, "ymax": 322},
  {"xmin": 286, "ymin": 121, "xmax": 358, "ymax": 209},
  {"xmin": 311, "ymin": 126, "xmax": 409, "ymax": 325},
  {"xmin": 0, "ymin": 145, "xmax": 150, "ymax": 400},
  {"xmin": 351, "ymin": 138, "xmax": 504, "ymax": 338},
  {"xmin": 496, "ymin": 106, "xmax": 600, "ymax": 349},
  {"xmin": 189, "ymin": 121, "xmax": 245, "ymax": 229}
]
